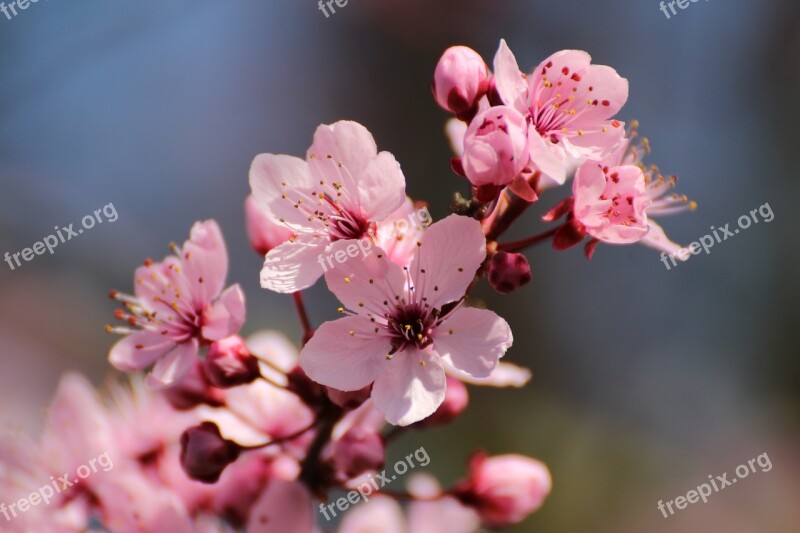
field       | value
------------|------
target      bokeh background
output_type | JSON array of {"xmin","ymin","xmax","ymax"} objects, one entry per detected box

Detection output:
[{"xmin": 1, "ymin": 1, "xmax": 799, "ymax": 531}]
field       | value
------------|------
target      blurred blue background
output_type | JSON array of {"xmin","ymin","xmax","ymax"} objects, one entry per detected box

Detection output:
[{"xmin": 1, "ymin": 1, "xmax": 798, "ymax": 531}]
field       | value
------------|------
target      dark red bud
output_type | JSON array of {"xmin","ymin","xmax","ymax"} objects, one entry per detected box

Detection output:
[
  {"xmin": 488, "ymin": 252, "xmax": 532, "ymax": 295},
  {"xmin": 163, "ymin": 361, "xmax": 226, "ymax": 410},
  {"xmin": 180, "ymin": 422, "xmax": 241, "ymax": 483},
  {"xmin": 203, "ymin": 336, "xmax": 261, "ymax": 388}
]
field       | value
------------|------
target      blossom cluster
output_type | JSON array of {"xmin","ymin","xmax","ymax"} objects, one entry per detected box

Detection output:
[{"xmin": 0, "ymin": 39, "xmax": 695, "ymax": 532}]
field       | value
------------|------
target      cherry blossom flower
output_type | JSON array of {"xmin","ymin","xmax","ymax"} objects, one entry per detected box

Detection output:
[
  {"xmin": 493, "ymin": 39, "xmax": 629, "ymax": 187},
  {"xmin": 462, "ymin": 105, "xmax": 530, "ymax": 187},
  {"xmin": 572, "ymin": 161, "xmax": 651, "ymax": 244},
  {"xmin": 300, "ymin": 214, "xmax": 513, "ymax": 426},
  {"xmin": 107, "ymin": 220, "xmax": 246, "ymax": 389},
  {"xmin": 249, "ymin": 120, "xmax": 406, "ymax": 293}
]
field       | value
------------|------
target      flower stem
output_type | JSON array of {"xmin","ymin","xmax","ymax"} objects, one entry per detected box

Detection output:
[
  {"xmin": 496, "ymin": 227, "xmax": 558, "ymax": 253},
  {"xmin": 292, "ymin": 292, "xmax": 314, "ymax": 345}
]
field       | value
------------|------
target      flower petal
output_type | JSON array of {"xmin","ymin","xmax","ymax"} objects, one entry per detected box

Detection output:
[
  {"xmin": 180, "ymin": 220, "xmax": 229, "ymax": 304},
  {"xmin": 640, "ymin": 219, "xmax": 690, "ymax": 260},
  {"xmin": 146, "ymin": 339, "xmax": 199, "ymax": 390},
  {"xmin": 493, "ymin": 39, "xmax": 528, "ymax": 111},
  {"xmin": 307, "ymin": 120, "xmax": 378, "ymax": 195},
  {"xmin": 528, "ymin": 129, "xmax": 568, "ymax": 187},
  {"xmin": 300, "ymin": 316, "xmax": 391, "ymax": 391},
  {"xmin": 109, "ymin": 330, "xmax": 176, "ymax": 372},
  {"xmin": 246, "ymin": 481, "xmax": 313, "ymax": 533},
  {"xmin": 202, "ymin": 284, "xmax": 246, "ymax": 341},
  {"xmin": 371, "ymin": 349, "xmax": 446, "ymax": 426},
  {"xmin": 260, "ymin": 234, "xmax": 329, "ymax": 293},
  {"xmin": 433, "ymin": 307, "xmax": 512, "ymax": 378},
  {"xmin": 448, "ymin": 361, "xmax": 531, "ymax": 388},
  {"xmin": 324, "ymin": 239, "xmax": 406, "ymax": 313},
  {"xmin": 410, "ymin": 215, "xmax": 486, "ymax": 309},
  {"xmin": 249, "ymin": 154, "xmax": 316, "ymax": 232},
  {"xmin": 356, "ymin": 151, "xmax": 407, "ymax": 222}
]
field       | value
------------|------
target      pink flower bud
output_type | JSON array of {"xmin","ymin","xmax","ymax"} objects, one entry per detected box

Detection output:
[
  {"xmin": 203, "ymin": 335, "xmax": 261, "ymax": 388},
  {"xmin": 245, "ymin": 195, "xmax": 293, "ymax": 256},
  {"xmin": 462, "ymin": 106, "xmax": 529, "ymax": 187},
  {"xmin": 455, "ymin": 453, "xmax": 552, "ymax": 528},
  {"xmin": 180, "ymin": 422, "xmax": 242, "ymax": 483},
  {"xmin": 488, "ymin": 252, "xmax": 532, "ymax": 295},
  {"xmin": 419, "ymin": 376, "xmax": 469, "ymax": 427},
  {"xmin": 432, "ymin": 46, "xmax": 489, "ymax": 116},
  {"xmin": 163, "ymin": 360, "xmax": 226, "ymax": 410},
  {"xmin": 333, "ymin": 427, "xmax": 385, "ymax": 479}
]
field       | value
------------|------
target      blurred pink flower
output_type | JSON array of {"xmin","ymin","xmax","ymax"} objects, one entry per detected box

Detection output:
[
  {"xmin": 493, "ymin": 40, "xmax": 629, "ymax": 186},
  {"xmin": 108, "ymin": 220, "xmax": 246, "ymax": 389},
  {"xmin": 454, "ymin": 453, "xmax": 552, "ymax": 529},
  {"xmin": 300, "ymin": 215, "xmax": 513, "ymax": 426},
  {"xmin": 245, "ymin": 195, "xmax": 293, "ymax": 256},
  {"xmin": 249, "ymin": 121, "xmax": 406, "ymax": 293}
]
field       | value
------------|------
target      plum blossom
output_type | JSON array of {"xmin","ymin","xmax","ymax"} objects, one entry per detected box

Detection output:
[
  {"xmin": 300, "ymin": 214, "xmax": 513, "ymax": 426},
  {"xmin": 572, "ymin": 161, "xmax": 651, "ymax": 244},
  {"xmin": 493, "ymin": 40, "xmax": 629, "ymax": 186},
  {"xmin": 249, "ymin": 120, "xmax": 406, "ymax": 293},
  {"xmin": 107, "ymin": 220, "xmax": 245, "ymax": 389}
]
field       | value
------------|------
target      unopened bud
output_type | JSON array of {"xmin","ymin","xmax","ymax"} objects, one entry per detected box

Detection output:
[
  {"xmin": 462, "ymin": 106, "xmax": 529, "ymax": 187},
  {"xmin": 333, "ymin": 427, "xmax": 385, "ymax": 479},
  {"xmin": 163, "ymin": 360, "xmax": 226, "ymax": 410},
  {"xmin": 180, "ymin": 422, "xmax": 242, "ymax": 483},
  {"xmin": 488, "ymin": 252, "xmax": 532, "ymax": 295},
  {"xmin": 432, "ymin": 46, "xmax": 489, "ymax": 116},
  {"xmin": 203, "ymin": 336, "xmax": 261, "ymax": 388}
]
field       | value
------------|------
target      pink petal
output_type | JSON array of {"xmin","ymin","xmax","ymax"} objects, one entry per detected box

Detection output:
[
  {"xmin": 260, "ymin": 234, "xmax": 329, "ymax": 293},
  {"xmin": 339, "ymin": 496, "xmax": 407, "ymax": 533},
  {"xmin": 249, "ymin": 154, "xmax": 316, "ymax": 232},
  {"xmin": 640, "ymin": 219, "xmax": 690, "ymax": 260},
  {"xmin": 433, "ymin": 307, "xmax": 512, "ymax": 378},
  {"xmin": 202, "ymin": 284, "xmax": 246, "ymax": 341},
  {"xmin": 356, "ymin": 151, "xmax": 407, "ymax": 222},
  {"xmin": 528, "ymin": 129, "xmax": 567, "ymax": 186},
  {"xmin": 300, "ymin": 316, "xmax": 391, "ymax": 391},
  {"xmin": 570, "ymin": 64, "xmax": 629, "ymax": 124},
  {"xmin": 371, "ymin": 349, "xmax": 446, "ymax": 426},
  {"xmin": 450, "ymin": 361, "xmax": 532, "ymax": 388},
  {"xmin": 246, "ymin": 481, "xmax": 314, "ymax": 533},
  {"xmin": 563, "ymin": 121, "xmax": 626, "ymax": 161},
  {"xmin": 323, "ymin": 239, "xmax": 406, "ymax": 313},
  {"xmin": 446, "ymin": 118, "xmax": 467, "ymax": 156},
  {"xmin": 531, "ymin": 50, "xmax": 592, "ymax": 96},
  {"xmin": 410, "ymin": 215, "xmax": 486, "ymax": 309},
  {"xmin": 493, "ymin": 39, "xmax": 528, "ymax": 111},
  {"xmin": 109, "ymin": 330, "xmax": 176, "ymax": 372},
  {"xmin": 181, "ymin": 220, "xmax": 229, "ymax": 303},
  {"xmin": 146, "ymin": 339, "xmax": 199, "ymax": 390},
  {"xmin": 307, "ymin": 120, "xmax": 378, "ymax": 194}
]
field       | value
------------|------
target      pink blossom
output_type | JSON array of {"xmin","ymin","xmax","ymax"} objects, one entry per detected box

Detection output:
[
  {"xmin": 462, "ymin": 105, "xmax": 530, "ymax": 187},
  {"xmin": 454, "ymin": 453, "xmax": 552, "ymax": 528},
  {"xmin": 300, "ymin": 214, "xmax": 513, "ymax": 426},
  {"xmin": 108, "ymin": 220, "xmax": 246, "ymax": 389},
  {"xmin": 432, "ymin": 46, "xmax": 490, "ymax": 117},
  {"xmin": 493, "ymin": 40, "xmax": 629, "ymax": 186},
  {"xmin": 572, "ymin": 161, "xmax": 651, "ymax": 244},
  {"xmin": 249, "ymin": 121, "xmax": 406, "ymax": 293}
]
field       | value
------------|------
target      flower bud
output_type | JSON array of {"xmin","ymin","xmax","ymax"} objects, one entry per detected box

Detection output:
[
  {"xmin": 203, "ymin": 335, "xmax": 261, "ymax": 388},
  {"xmin": 245, "ymin": 195, "xmax": 293, "ymax": 256},
  {"xmin": 488, "ymin": 252, "xmax": 532, "ymax": 295},
  {"xmin": 432, "ymin": 46, "xmax": 489, "ymax": 116},
  {"xmin": 333, "ymin": 427, "xmax": 385, "ymax": 479},
  {"xmin": 163, "ymin": 360, "xmax": 226, "ymax": 410},
  {"xmin": 180, "ymin": 422, "xmax": 242, "ymax": 483},
  {"xmin": 462, "ymin": 106, "xmax": 529, "ymax": 187},
  {"xmin": 419, "ymin": 376, "xmax": 468, "ymax": 427},
  {"xmin": 455, "ymin": 453, "xmax": 552, "ymax": 528}
]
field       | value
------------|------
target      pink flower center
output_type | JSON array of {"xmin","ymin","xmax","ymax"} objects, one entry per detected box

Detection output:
[{"xmin": 386, "ymin": 303, "xmax": 437, "ymax": 353}]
